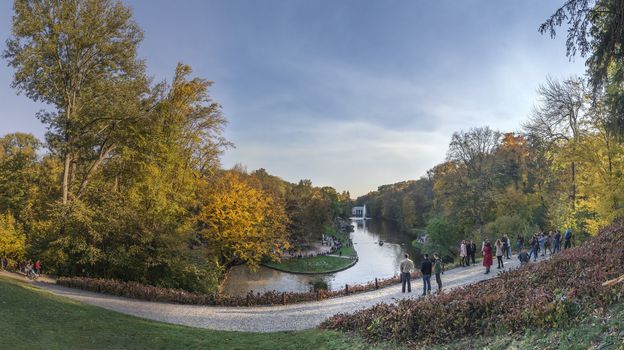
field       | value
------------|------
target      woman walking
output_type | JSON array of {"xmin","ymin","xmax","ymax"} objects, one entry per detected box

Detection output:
[
  {"xmin": 483, "ymin": 240, "xmax": 493, "ymax": 274},
  {"xmin": 495, "ymin": 239, "xmax": 504, "ymax": 269},
  {"xmin": 460, "ymin": 240, "xmax": 467, "ymax": 267}
]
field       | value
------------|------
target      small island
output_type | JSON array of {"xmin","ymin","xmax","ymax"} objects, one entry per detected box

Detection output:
[{"xmin": 264, "ymin": 225, "xmax": 357, "ymax": 274}]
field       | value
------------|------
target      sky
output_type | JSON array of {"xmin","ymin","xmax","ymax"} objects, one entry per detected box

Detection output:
[{"xmin": 0, "ymin": 0, "xmax": 585, "ymax": 197}]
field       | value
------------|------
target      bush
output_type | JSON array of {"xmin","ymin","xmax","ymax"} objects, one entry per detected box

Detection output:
[
  {"xmin": 56, "ymin": 271, "xmax": 421, "ymax": 307},
  {"xmin": 321, "ymin": 218, "xmax": 624, "ymax": 347}
]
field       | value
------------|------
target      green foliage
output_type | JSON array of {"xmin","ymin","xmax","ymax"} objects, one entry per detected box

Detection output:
[
  {"xmin": 421, "ymin": 216, "xmax": 459, "ymax": 256},
  {"xmin": 484, "ymin": 214, "xmax": 538, "ymax": 238},
  {"xmin": 356, "ymin": 177, "xmax": 433, "ymax": 231}
]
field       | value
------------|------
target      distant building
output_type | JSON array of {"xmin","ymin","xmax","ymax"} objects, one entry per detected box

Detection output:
[{"xmin": 352, "ymin": 204, "xmax": 366, "ymax": 218}]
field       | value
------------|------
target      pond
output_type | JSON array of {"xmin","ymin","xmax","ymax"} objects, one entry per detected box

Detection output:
[{"xmin": 220, "ymin": 219, "xmax": 423, "ymax": 296}]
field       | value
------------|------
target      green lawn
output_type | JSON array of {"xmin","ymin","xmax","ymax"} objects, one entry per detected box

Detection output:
[
  {"xmin": 265, "ymin": 226, "xmax": 357, "ymax": 274},
  {"xmin": 264, "ymin": 255, "xmax": 356, "ymax": 274},
  {"xmin": 0, "ymin": 276, "xmax": 387, "ymax": 350}
]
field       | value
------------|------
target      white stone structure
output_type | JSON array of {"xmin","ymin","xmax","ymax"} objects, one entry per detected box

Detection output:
[{"xmin": 351, "ymin": 204, "xmax": 366, "ymax": 218}]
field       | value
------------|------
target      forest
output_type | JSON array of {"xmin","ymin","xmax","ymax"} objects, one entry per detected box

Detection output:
[{"xmin": 0, "ymin": 0, "xmax": 350, "ymax": 293}]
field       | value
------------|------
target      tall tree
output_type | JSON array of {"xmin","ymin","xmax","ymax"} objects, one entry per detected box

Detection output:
[
  {"xmin": 524, "ymin": 76, "xmax": 589, "ymax": 210},
  {"xmin": 540, "ymin": 0, "xmax": 624, "ymax": 136},
  {"xmin": 4, "ymin": 0, "xmax": 145, "ymax": 204}
]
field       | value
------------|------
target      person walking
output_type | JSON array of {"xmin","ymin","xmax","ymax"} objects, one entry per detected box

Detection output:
[
  {"xmin": 538, "ymin": 232, "xmax": 546, "ymax": 256},
  {"xmin": 553, "ymin": 230, "xmax": 561, "ymax": 253},
  {"xmin": 516, "ymin": 234, "xmax": 524, "ymax": 255},
  {"xmin": 433, "ymin": 253, "xmax": 444, "ymax": 293},
  {"xmin": 469, "ymin": 240, "xmax": 477, "ymax": 265},
  {"xmin": 564, "ymin": 228, "xmax": 572, "ymax": 249},
  {"xmin": 420, "ymin": 254, "xmax": 433, "ymax": 295},
  {"xmin": 530, "ymin": 234, "xmax": 539, "ymax": 261},
  {"xmin": 35, "ymin": 260, "xmax": 41, "ymax": 275},
  {"xmin": 495, "ymin": 239, "xmax": 504, "ymax": 269},
  {"xmin": 399, "ymin": 253, "xmax": 415, "ymax": 293},
  {"xmin": 483, "ymin": 240, "xmax": 493, "ymax": 274},
  {"xmin": 459, "ymin": 240, "xmax": 467, "ymax": 267},
  {"xmin": 545, "ymin": 232, "xmax": 553, "ymax": 255},
  {"xmin": 502, "ymin": 236, "xmax": 510, "ymax": 259}
]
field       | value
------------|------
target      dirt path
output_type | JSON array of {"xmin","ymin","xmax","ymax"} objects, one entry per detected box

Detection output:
[{"xmin": 1, "ymin": 255, "xmax": 550, "ymax": 332}]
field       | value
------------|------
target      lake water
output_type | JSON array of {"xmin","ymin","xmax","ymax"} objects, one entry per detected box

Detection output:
[{"xmin": 221, "ymin": 219, "xmax": 422, "ymax": 296}]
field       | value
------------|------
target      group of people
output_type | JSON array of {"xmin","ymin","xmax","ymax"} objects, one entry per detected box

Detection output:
[
  {"xmin": 528, "ymin": 229, "xmax": 572, "ymax": 260},
  {"xmin": 464, "ymin": 229, "xmax": 574, "ymax": 274},
  {"xmin": 400, "ymin": 228, "xmax": 576, "ymax": 295},
  {"xmin": 399, "ymin": 253, "xmax": 444, "ymax": 295},
  {"xmin": 459, "ymin": 237, "xmax": 512, "ymax": 274},
  {"xmin": 1, "ymin": 258, "xmax": 41, "ymax": 278},
  {"xmin": 22, "ymin": 259, "xmax": 41, "ymax": 279}
]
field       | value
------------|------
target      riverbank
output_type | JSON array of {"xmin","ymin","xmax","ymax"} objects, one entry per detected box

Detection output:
[{"xmin": 264, "ymin": 223, "xmax": 357, "ymax": 274}]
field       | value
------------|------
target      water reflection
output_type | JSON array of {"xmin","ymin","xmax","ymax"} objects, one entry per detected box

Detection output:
[{"xmin": 221, "ymin": 219, "xmax": 422, "ymax": 296}]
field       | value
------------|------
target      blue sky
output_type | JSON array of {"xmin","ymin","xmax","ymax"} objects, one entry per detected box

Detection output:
[{"xmin": 0, "ymin": 0, "xmax": 584, "ymax": 196}]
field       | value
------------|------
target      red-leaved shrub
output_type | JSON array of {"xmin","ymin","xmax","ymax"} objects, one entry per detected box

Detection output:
[{"xmin": 56, "ymin": 270, "xmax": 419, "ymax": 306}]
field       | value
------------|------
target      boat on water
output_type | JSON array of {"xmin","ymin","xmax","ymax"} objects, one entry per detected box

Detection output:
[{"xmin": 378, "ymin": 240, "xmax": 384, "ymax": 246}]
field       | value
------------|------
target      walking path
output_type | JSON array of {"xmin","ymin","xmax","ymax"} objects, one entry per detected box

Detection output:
[{"xmin": 1, "ymin": 254, "xmax": 550, "ymax": 333}]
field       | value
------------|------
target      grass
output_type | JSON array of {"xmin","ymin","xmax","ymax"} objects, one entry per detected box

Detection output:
[
  {"xmin": 432, "ymin": 302, "xmax": 624, "ymax": 350},
  {"xmin": 0, "ymin": 276, "xmax": 388, "ymax": 350},
  {"xmin": 264, "ymin": 255, "xmax": 356, "ymax": 274},
  {"xmin": 265, "ymin": 225, "xmax": 358, "ymax": 274}
]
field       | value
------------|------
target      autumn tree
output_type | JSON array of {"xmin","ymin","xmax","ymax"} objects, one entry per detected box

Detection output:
[
  {"xmin": 0, "ymin": 133, "xmax": 41, "ymax": 220},
  {"xmin": 197, "ymin": 171, "xmax": 289, "ymax": 269},
  {"xmin": 0, "ymin": 213, "xmax": 26, "ymax": 267},
  {"xmin": 4, "ymin": 0, "xmax": 146, "ymax": 204}
]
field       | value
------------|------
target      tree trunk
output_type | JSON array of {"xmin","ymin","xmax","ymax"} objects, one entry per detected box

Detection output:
[
  {"xmin": 62, "ymin": 153, "xmax": 72, "ymax": 205},
  {"xmin": 571, "ymin": 161, "xmax": 576, "ymax": 210},
  {"xmin": 77, "ymin": 144, "xmax": 115, "ymax": 198}
]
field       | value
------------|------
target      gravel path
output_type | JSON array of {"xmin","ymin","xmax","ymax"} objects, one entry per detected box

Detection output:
[{"xmin": 3, "ymin": 254, "xmax": 550, "ymax": 332}]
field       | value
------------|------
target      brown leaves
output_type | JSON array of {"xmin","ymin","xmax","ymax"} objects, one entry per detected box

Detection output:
[{"xmin": 321, "ymin": 218, "xmax": 624, "ymax": 347}]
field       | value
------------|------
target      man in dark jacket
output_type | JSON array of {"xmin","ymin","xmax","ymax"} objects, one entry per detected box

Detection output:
[
  {"xmin": 468, "ymin": 241, "xmax": 477, "ymax": 265},
  {"xmin": 564, "ymin": 228, "xmax": 572, "ymax": 249},
  {"xmin": 420, "ymin": 254, "xmax": 432, "ymax": 296},
  {"xmin": 553, "ymin": 230, "xmax": 561, "ymax": 253}
]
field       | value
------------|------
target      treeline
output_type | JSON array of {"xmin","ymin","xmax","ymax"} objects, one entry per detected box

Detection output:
[
  {"xmin": 358, "ymin": 78, "xmax": 624, "ymax": 257},
  {"xmin": 357, "ymin": 0, "xmax": 624, "ymax": 256},
  {"xmin": 355, "ymin": 179, "xmax": 433, "ymax": 232},
  {"xmin": 0, "ymin": 0, "xmax": 349, "ymax": 293}
]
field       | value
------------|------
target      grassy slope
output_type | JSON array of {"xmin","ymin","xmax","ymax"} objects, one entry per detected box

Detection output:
[
  {"xmin": 434, "ymin": 303, "xmax": 624, "ymax": 350},
  {"xmin": 0, "ymin": 276, "xmax": 385, "ymax": 350}
]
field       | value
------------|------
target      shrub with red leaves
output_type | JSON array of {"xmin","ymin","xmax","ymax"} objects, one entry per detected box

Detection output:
[
  {"xmin": 321, "ymin": 218, "xmax": 624, "ymax": 347},
  {"xmin": 56, "ymin": 269, "xmax": 419, "ymax": 306}
]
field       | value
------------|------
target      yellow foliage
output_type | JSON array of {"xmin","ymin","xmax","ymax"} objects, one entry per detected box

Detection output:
[
  {"xmin": 0, "ymin": 212, "xmax": 26, "ymax": 264},
  {"xmin": 197, "ymin": 172, "xmax": 289, "ymax": 269}
]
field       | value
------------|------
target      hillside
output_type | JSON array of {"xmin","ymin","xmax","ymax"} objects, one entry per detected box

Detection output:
[{"xmin": 322, "ymin": 218, "xmax": 624, "ymax": 348}]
